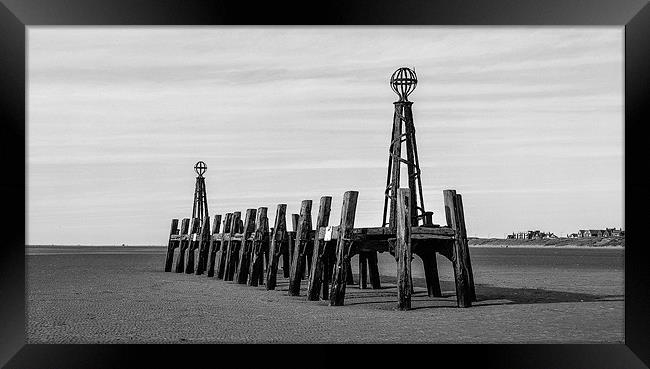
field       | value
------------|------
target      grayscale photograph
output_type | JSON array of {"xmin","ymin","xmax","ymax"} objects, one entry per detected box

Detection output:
[{"xmin": 26, "ymin": 27, "xmax": 624, "ymax": 343}]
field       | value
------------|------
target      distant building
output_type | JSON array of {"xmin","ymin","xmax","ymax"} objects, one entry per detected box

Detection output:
[{"xmin": 576, "ymin": 228, "xmax": 624, "ymax": 237}]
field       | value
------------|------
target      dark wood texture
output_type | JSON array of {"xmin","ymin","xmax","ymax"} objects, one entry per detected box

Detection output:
[
  {"xmin": 265, "ymin": 204, "xmax": 287, "ymax": 290},
  {"xmin": 288, "ymin": 200, "xmax": 312, "ymax": 296},
  {"xmin": 247, "ymin": 207, "xmax": 268, "ymax": 286},
  {"xmin": 359, "ymin": 252, "xmax": 368, "ymax": 289},
  {"xmin": 206, "ymin": 214, "xmax": 222, "ymax": 277},
  {"xmin": 421, "ymin": 250, "xmax": 442, "ymax": 297},
  {"xmin": 164, "ymin": 218, "xmax": 179, "ymax": 272},
  {"xmin": 456, "ymin": 194, "xmax": 476, "ymax": 301},
  {"xmin": 444, "ymin": 189, "xmax": 472, "ymax": 308},
  {"xmin": 223, "ymin": 211, "xmax": 242, "ymax": 281},
  {"xmin": 185, "ymin": 218, "xmax": 200, "ymax": 274},
  {"xmin": 215, "ymin": 213, "xmax": 233, "ymax": 279},
  {"xmin": 329, "ymin": 191, "xmax": 359, "ymax": 306},
  {"xmin": 396, "ymin": 189, "xmax": 413, "ymax": 310},
  {"xmin": 195, "ymin": 216, "xmax": 211, "ymax": 275},
  {"xmin": 235, "ymin": 209, "xmax": 257, "ymax": 284},
  {"xmin": 367, "ymin": 250, "xmax": 381, "ymax": 289},
  {"xmin": 174, "ymin": 218, "xmax": 190, "ymax": 273},
  {"xmin": 306, "ymin": 196, "xmax": 332, "ymax": 301}
]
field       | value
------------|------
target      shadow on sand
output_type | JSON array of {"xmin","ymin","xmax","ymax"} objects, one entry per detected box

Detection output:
[{"xmin": 340, "ymin": 275, "xmax": 623, "ymax": 310}]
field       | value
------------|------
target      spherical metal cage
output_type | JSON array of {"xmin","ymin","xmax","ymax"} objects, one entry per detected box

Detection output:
[
  {"xmin": 194, "ymin": 161, "xmax": 207, "ymax": 176},
  {"xmin": 390, "ymin": 67, "xmax": 417, "ymax": 101}
]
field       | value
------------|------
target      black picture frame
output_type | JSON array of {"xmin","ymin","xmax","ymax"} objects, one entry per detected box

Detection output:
[{"xmin": 1, "ymin": 0, "xmax": 648, "ymax": 367}]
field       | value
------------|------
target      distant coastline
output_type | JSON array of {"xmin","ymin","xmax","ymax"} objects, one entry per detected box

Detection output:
[{"xmin": 469, "ymin": 236, "xmax": 624, "ymax": 248}]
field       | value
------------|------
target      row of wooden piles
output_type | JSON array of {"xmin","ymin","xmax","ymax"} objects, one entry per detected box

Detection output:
[{"xmin": 164, "ymin": 188, "xmax": 473, "ymax": 310}]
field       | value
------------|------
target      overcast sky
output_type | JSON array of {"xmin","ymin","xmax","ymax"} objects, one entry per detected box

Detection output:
[{"xmin": 27, "ymin": 27, "xmax": 623, "ymax": 245}]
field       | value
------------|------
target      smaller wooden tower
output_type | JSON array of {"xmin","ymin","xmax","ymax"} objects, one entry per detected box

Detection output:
[{"xmin": 192, "ymin": 161, "xmax": 209, "ymax": 223}]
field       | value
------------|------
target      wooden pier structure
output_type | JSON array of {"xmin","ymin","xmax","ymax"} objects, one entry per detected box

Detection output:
[{"xmin": 162, "ymin": 67, "xmax": 476, "ymax": 310}]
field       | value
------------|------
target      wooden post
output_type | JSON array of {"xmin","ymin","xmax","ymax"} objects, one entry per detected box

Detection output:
[
  {"xmin": 444, "ymin": 189, "xmax": 472, "ymax": 308},
  {"xmin": 396, "ymin": 189, "xmax": 413, "ymax": 310},
  {"xmin": 185, "ymin": 218, "xmax": 201, "ymax": 274},
  {"xmin": 346, "ymin": 262, "xmax": 354, "ymax": 285},
  {"xmin": 235, "ymin": 209, "xmax": 257, "ymax": 284},
  {"xmin": 288, "ymin": 200, "xmax": 313, "ymax": 296},
  {"xmin": 307, "ymin": 196, "xmax": 332, "ymax": 301},
  {"xmin": 359, "ymin": 253, "xmax": 368, "ymax": 289},
  {"xmin": 195, "ymin": 216, "xmax": 212, "ymax": 275},
  {"xmin": 215, "ymin": 213, "xmax": 233, "ymax": 279},
  {"xmin": 265, "ymin": 204, "xmax": 287, "ymax": 290},
  {"xmin": 206, "ymin": 214, "xmax": 222, "ymax": 277},
  {"xmin": 247, "ymin": 207, "xmax": 268, "ymax": 286},
  {"xmin": 329, "ymin": 191, "xmax": 359, "ymax": 306},
  {"xmin": 174, "ymin": 218, "xmax": 190, "ymax": 273},
  {"xmin": 421, "ymin": 251, "xmax": 442, "ymax": 297},
  {"xmin": 223, "ymin": 211, "xmax": 241, "ymax": 281},
  {"xmin": 455, "ymin": 194, "xmax": 476, "ymax": 301},
  {"xmin": 367, "ymin": 251, "xmax": 381, "ymax": 289},
  {"xmin": 164, "ymin": 219, "xmax": 179, "ymax": 272}
]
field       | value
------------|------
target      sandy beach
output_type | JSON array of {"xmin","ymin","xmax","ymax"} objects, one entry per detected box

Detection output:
[{"xmin": 26, "ymin": 246, "xmax": 623, "ymax": 343}]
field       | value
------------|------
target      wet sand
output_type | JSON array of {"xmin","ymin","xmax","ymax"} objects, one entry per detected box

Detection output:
[{"xmin": 26, "ymin": 246, "xmax": 623, "ymax": 343}]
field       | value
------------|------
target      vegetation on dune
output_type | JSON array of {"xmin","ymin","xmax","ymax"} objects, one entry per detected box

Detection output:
[{"xmin": 469, "ymin": 236, "xmax": 624, "ymax": 248}]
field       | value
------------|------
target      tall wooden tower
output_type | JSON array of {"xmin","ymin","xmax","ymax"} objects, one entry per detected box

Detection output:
[
  {"xmin": 192, "ymin": 161, "xmax": 209, "ymax": 223},
  {"xmin": 382, "ymin": 67, "xmax": 432, "ymax": 230}
]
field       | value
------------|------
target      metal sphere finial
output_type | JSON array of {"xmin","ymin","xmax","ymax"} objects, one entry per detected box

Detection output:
[
  {"xmin": 390, "ymin": 67, "xmax": 417, "ymax": 101},
  {"xmin": 194, "ymin": 161, "xmax": 207, "ymax": 176}
]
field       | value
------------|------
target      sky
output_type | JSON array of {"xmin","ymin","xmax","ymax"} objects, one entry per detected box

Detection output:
[{"xmin": 27, "ymin": 27, "xmax": 624, "ymax": 245}]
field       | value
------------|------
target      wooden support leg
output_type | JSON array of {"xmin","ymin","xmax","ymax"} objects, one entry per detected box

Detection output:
[
  {"xmin": 444, "ymin": 190, "xmax": 472, "ymax": 308},
  {"xmin": 321, "ymin": 240, "xmax": 336, "ymax": 300},
  {"xmin": 346, "ymin": 262, "xmax": 354, "ymax": 285},
  {"xmin": 456, "ymin": 194, "xmax": 477, "ymax": 302},
  {"xmin": 329, "ymin": 191, "xmax": 359, "ymax": 306},
  {"xmin": 396, "ymin": 189, "xmax": 413, "ymax": 310},
  {"xmin": 215, "ymin": 213, "xmax": 233, "ymax": 279},
  {"xmin": 421, "ymin": 251, "xmax": 442, "ymax": 297},
  {"xmin": 235, "ymin": 209, "xmax": 257, "ymax": 284},
  {"xmin": 289, "ymin": 200, "xmax": 313, "ymax": 296},
  {"xmin": 282, "ymin": 243, "xmax": 290, "ymax": 278},
  {"xmin": 265, "ymin": 204, "xmax": 287, "ymax": 290},
  {"xmin": 307, "ymin": 196, "xmax": 332, "ymax": 301},
  {"xmin": 185, "ymin": 218, "xmax": 200, "ymax": 274},
  {"xmin": 248, "ymin": 207, "xmax": 268, "ymax": 286},
  {"xmin": 223, "ymin": 212, "xmax": 242, "ymax": 281},
  {"xmin": 367, "ymin": 251, "xmax": 381, "ymax": 289},
  {"xmin": 359, "ymin": 252, "xmax": 368, "ymax": 289},
  {"xmin": 196, "ymin": 217, "xmax": 211, "ymax": 275},
  {"xmin": 206, "ymin": 215, "xmax": 222, "ymax": 277},
  {"xmin": 174, "ymin": 218, "xmax": 190, "ymax": 273},
  {"xmin": 164, "ymin": 219, "xmax": 179, "ymax": 272}
]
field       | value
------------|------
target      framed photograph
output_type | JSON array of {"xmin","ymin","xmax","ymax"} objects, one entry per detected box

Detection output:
[{"xmin": 1, "ymin": 0, "xmax": 648, "ymax": 367}]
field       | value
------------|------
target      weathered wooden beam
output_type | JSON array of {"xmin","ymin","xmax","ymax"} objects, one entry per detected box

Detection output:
[
  {"xmin": 288, "ymin": 200, "xmax": 313, "ymax": 296},
  {"xmin": 247, "ymin": 207, "xmax": 269, "ymax": 286},
  {"xmin": 396, "ymin": 189, "xmax": 413, "ymax": 310},
  {"xmin": 367, "ymin": 250, "xmax": 381, "ymax": 289},
  {"xmin": 265, "ymin": 204, "xmax": 287, "ymax": 290},
  {"xmin": 195, "ymin": 216, "xmax": 212, "ymax": 275},
  {"xmin": 174, "ymin": 218, "xmax": 190, "ymax": 273},
  {"xmin": 206, "ymin": 214, "xmax": 222, "ymax": 277},
  {"xmin": 185, "ymin": 218, "xmax": 201, "ymax": 274},
  {"xmin": 164, "ymin": 219, "xmax": 179, "ymax": 272},
  {"xmin": 421, "ymin": 250, "xmax": 442, "ymax": 297},
  {"xmin": 215, "ymin": 213, "xmax": 233, "ymax": 279},
  {"xmin": 306, "ymin": 196, "xmax": 332, "ymax": 301},
  {"xmin": 223, "ymin": 211, "xmax": 242, "ymax": 281},
  {"xmin": 444, "ymin": 189, "xmax": 472, "ymax": 308},
  {"xmin": 359, "ymin": 253, "xmax": 368, "ymax": 289},
  {"xmin": 235, "ymin": 209, "xmax": 257, "ymax": 284},
  {"xmin": 455, "ymin": 194, "xmax": 476, "ymax": 302},
  {"xmin": 329, "ymin": 191, "xmax": 359, "ymax": 306}
]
